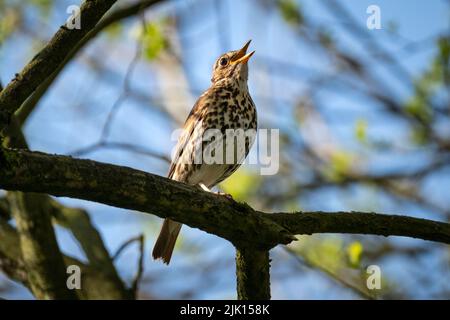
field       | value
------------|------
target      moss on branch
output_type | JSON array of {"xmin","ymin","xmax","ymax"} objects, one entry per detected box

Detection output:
[
  {"xmin": 0, "ymin": 148, "xmax": 296, "ymax": 249},
  {"xmin": 270, "ymin": 211, "xmax": 450, "ymax": 244},
  {"xmin": 236, "ymin": 248, "xmax": 271, "ymax": 300},
  {"xmin": 1, "ymin": 148, "xmax": 449, "ymax": 248}
]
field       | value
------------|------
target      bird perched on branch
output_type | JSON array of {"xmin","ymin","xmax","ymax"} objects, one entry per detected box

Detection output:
[{"xmin": 152, "ymin": 40, "xmax": 257, "ymax": 264}]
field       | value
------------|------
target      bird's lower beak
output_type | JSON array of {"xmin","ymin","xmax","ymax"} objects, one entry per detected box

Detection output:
[{"xmin": 231, "ymin": 40, "xmax": 255, "ymax": 64}]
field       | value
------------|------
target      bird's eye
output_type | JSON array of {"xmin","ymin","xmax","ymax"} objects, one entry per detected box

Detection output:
[{"xmin": 219, "ymin": 57, "xmax": 228, "ymax": 66}]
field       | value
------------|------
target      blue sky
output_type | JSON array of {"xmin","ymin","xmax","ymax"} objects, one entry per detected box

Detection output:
[{"xmin": 0, "ymin": 0, "xmax": 449, "ymax": 299}]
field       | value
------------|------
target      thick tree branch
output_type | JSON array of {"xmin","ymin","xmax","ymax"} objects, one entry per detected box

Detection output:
[
  {"xmin": 0, "ymin": 148, "xmax": 295, "ymax": 249},
  {"xmin": 8, "ymin": 192, "xmax": 77, "ymax": 299},
  {"xmin": 0, "ymin": 218, "xmax": 29, "ymax": 286},
  {"xmin": 2, "ymin": 115, "xmax": 76, "ymax": 299},
  {"xmin": 0, "ymin": 0, "xmax": 118, "ymax": 133},
  {"xmin": 1, "ymin": 114, "xmax": 130, "ymax": 299},
  {"xmin": 0, "ymin": 148, "xmax": 449, "ymax": 248},
  {"xmin": 0, "ymin": 218, "xmax": 129, "ymax": 299},
  {"xmin": 50, "ymin": 201, "xmax": 132, "ymax": 299}
]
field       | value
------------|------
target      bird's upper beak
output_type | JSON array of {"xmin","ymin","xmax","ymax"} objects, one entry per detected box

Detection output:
[{"xmin": 231, "ymin": 40, "xmax": 255, "ymax": 64}]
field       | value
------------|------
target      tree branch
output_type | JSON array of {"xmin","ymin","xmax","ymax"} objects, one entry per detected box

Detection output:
[
  {"xmin": 0, "ymin": 218, "xmax": 130, "ymax": 299},
  {"xmin": 111, "ymin": 233, "xmax": 145, "ymax": 298},
  {"xmin": 8, "ymin": 192, "xmax": 77, "ymax": 299},
  {"xmin": 236, "ymin": 248, "xmax": 271, "ymax": 300},
  {"xmin": 0, "ymin": 148, "xmax": 294, "ymax": 249},
  {"xmin": 50, "ymin": 200, "xmax": 132, "ymax": 299},
  {"xmin": 0, "ymin": 148, "xmax": 449, "ymax": 247},
  {"xmin": 2, "ymin": 114, "xmax": 76, "ymax": 299},
  {"xmin": 1, "ymin": 110, "xmax": 130, "ymax": 299},
  {"xmin": 270, "ymin": 212, "xmax": 450, "ymax": 244},
  {"xmin": 0, "ymin": 218, "xmax": 29, "ymax": 286}
]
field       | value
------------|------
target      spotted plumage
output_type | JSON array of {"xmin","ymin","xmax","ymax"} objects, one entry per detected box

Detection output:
[{"xmin": 153, "ymin": 40, "xmax": 257, "ymax": 264}]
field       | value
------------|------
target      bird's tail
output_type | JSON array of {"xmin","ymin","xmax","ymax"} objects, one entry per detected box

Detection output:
[{"xmin": 152, "ymin": 219, "xmax": 182, "ymax": 265}]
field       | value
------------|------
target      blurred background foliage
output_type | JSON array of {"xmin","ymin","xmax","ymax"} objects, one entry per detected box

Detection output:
[{"xmin": 0, "ymin": 0, "xmax": 449, "ymax": 299}]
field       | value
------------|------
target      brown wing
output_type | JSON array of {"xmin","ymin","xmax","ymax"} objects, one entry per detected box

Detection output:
[{"xmin": 167, "ymin": 93, "xmax": 209, "ymax": 179}]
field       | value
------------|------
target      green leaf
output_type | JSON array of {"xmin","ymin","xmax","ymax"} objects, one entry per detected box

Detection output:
[
  {"xmin": 303, "ymin": 237, "xmax": 344, "ymax": 273},
  {"xmin": 323, "ymin": 151, "xmax": 354, "ymax": 182},
  {"xmin": 410, "ymin": 126, "xmax": 429, "ymax": 145},
  {"xmin": 347, "ymin": 241, "xmax": 363, "ymax": 268},
  {"xmin": 403, "ymin": 38, "xmax": 450, "ymax": 126},
  {"xmin": 278, "ymin": 0, "xmax": 303, "ymax": 26},
  {"xmin": 404, "ymin": 95, "xmax": 432, "ymax": 123},
  {"xmin": 355, "ymin": 119, "xmax": 367, "ymax": 143},
  {"xmin": 141, "ymin": 21, "xmax": 167, "ymax": 61},
  {"xmin": 0, "ymin": 9, "xmax": 19, "ymax": 44}
]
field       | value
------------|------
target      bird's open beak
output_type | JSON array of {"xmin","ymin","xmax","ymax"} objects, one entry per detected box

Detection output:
[{"xmin": 231, "ymin": 40, "xmax": 255, "ymax": 64}]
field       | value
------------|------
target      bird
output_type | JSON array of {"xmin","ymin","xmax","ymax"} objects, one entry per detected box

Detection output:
[{"xmin": 152, "ymin": 40, "xmax": 257, "ymax": 264}]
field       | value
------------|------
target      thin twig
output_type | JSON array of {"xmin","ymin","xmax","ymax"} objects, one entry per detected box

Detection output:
[
  {"xmin": 112, "ymin": 235, "xmax": 144, "ymax": 260},
  {"xmin": 69, "ymin": 141, "xmax": 170, "ymax": 163},
  {"xmin": 131, "ymin": 234, "xmax": 145, "ymax": 297},
  {"xmin": 14, "ymin": 0, "xmax": 164, "ymax": 126},
  {"xmin": 100, "ymin": 14, "xmax": 146, "ymax": 140},
  {"xmin": 66, "ymin": 10, "xmax": 172, "ymax": 165},
  {"xmin": 111, "ymin": 234, "xmax": 146, "ymax": 298},
  {"xmin": 282, "ymin": 247, "xmax": 377, "ymax": 300}
]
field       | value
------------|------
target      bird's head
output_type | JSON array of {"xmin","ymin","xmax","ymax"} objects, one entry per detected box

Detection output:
[{"xmin": 211, "ymin": 40, "xmax": 255, "ymax": 86}]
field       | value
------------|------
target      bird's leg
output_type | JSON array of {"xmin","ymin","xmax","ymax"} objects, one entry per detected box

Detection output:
[
  {"xmin": 198, "ymin": 183, "xmax": 233, "ymax": 199},
  {"xmin": 199, "ymin": 183, "xmax": 212, "ymax": 192}
]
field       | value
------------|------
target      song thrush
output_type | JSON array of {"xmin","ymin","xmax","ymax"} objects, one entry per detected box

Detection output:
[{"xmin": 152, "ymin": 40, "xmax": 257, "ymax": 264}]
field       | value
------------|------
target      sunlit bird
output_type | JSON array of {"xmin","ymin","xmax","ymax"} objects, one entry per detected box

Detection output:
[{"xmin": 152, "ymin": 40, "xmax": 257, "ymax": 264}]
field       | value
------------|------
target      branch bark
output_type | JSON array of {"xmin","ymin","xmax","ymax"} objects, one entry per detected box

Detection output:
[
  {"xmin": 270, "ymin": 211, "xmax": 450, "ymax": 244},
  {"xmin": 1, "ymin": 113, "xmax": 130, "ymax": 299},
  {"xmin": 236, "ymin": 248, "xmax": 271, "ymax": 300},
  {"xmin": 0, "ymin": 218, "xmax": 29, "ymax": 286},
  {"xmin": 0, "ymin": 148, "xmax": 295, "ymax": 249},
  {"xmin": 8, "ymin": 192, "xmax": 77, "ymax": 299},
  {"xmin": 0, "ymin": 218, "xmax": 130, "ymax": 299},
  {"xmin": 2, "ymin": 116, "xmax": 77, "ymax": 299},
  {"xmin": 1, "ymin": 148, "xmax": 449, "ymax": 247},
  {"xmin": 50, "ymin": 201, "xmax": 132, "ymax": 299}
]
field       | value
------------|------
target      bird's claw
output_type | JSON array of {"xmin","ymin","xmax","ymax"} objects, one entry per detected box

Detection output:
[{"xmin": 217, "ymin": 192, "xmax": 233, "ymax": 200}]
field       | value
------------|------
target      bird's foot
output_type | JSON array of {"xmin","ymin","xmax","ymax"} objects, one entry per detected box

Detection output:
[
  {"xmin": 198, "ymin": 183, "xmax": 233, "ymax": 200},
  {"xmin": 216, "ymin": 191, "xmax": 234, "ymax": 200},
  {"xmin": 12, "ymin": 73, "xmax": 21, "ymax": 82}
]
